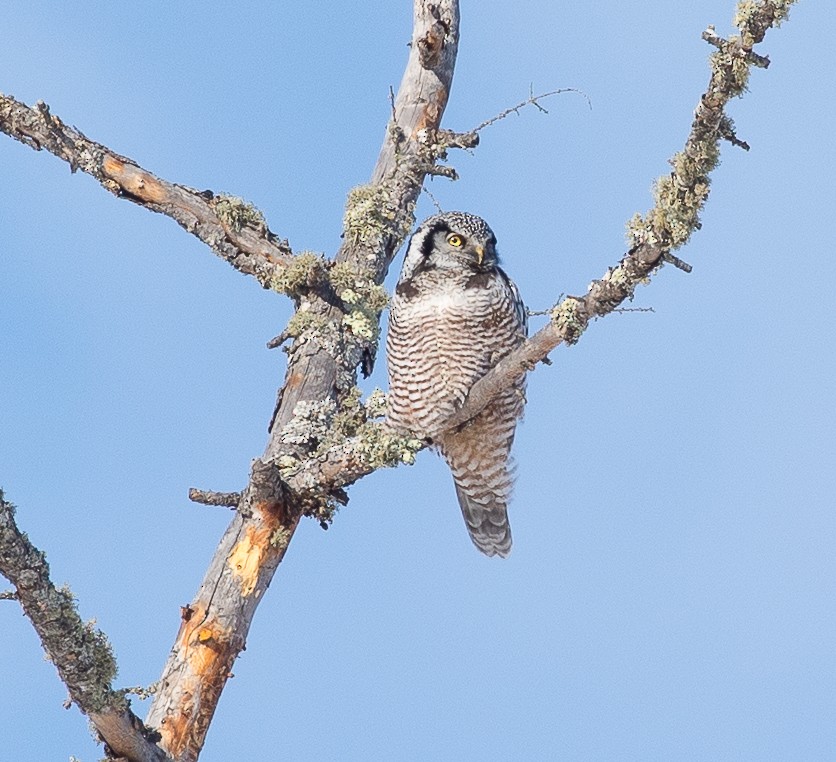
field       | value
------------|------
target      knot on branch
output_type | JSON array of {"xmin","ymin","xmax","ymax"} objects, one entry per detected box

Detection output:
[
  {"xmin": 249, "ymin": 458, "xmax": 289, "ymax": 519},
  {"xmin": 702, "ymin": 26, "xmax": 771, "ymax": 70},
  {"xmin": 33, "ymin": 100, "xmax": 80, "ymax": 170},
  {"xmin": 417, "ymin": 5, "xmax": 452, "ymax": 68},
  {"xmin": 550, "ymin": 298, "xmax": 588, "ymax": 345}
]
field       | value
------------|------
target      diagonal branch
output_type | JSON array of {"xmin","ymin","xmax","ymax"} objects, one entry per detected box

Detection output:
[
  {"xmin": 0, "ymin": 94, "xmax": 294, "ymax": 290},
  {"xmin": 0, "ymin": 489, "xmax": 171, "ymax": 762},
  {"xmin": 272, "ymin": 0, "xmax": 799, "ymax": 498},
  {"xmin": 449, "ymin": 0, "xmax": 799, "ymax": 433}
]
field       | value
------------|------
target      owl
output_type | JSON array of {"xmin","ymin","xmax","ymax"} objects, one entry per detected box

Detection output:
[{"xmin": 386, "ymin": 212, "xmax": 528, "ymax": 557}]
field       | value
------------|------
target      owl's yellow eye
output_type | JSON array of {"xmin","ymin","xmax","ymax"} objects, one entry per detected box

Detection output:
[{"xmin": 447, "ymin": 234, "xmax": 464, "ymax": 247}]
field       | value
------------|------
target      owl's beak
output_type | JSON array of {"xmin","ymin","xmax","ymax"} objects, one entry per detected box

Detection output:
[{"xmin": 474, "ymin": 245, "xmax": 484, "ymax": 265}]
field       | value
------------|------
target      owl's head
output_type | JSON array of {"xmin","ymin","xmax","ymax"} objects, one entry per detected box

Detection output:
[{"xmin": 401, "ymin": 212, "xmax": 499, "ymax": 280}]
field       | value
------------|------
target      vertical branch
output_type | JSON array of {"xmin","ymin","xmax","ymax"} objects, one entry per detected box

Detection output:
[{"xmin": 144, "ymin": 3, "xmax": 461, "ymax": 760}]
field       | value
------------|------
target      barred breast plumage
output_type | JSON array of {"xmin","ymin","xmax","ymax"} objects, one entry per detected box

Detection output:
[{"xmin": 386, "ymin": 212, "xmax": 527, "ymax": 557}]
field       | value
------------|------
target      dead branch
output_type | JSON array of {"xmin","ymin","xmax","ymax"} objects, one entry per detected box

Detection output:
[
  {"xmin": 0, "ymin": 490, "xmax": 171, "ymax": 762},
  {"xmin": 435, "ymin": 0, "xmax": 800, "ymax": 433},
  {"xmin": 272, "ymin": 0, "xmax": 799, "ymax": 497},
  {"xmin": 188, "ymin": 489, "xmax": 242, "ymax": 508},
  {"xmin": 0, "ymin": 96, "xmax": 294, "ymax": 290},
  {"xmin": 0, "ymin": 1, "xmax": 798, "ymax": 760},
  {"xmin": 143, "ymin": 2, "xmax": 462, "ymax": 758},
  {"xmin": 473, "ymin": 87, "xmax": 591, "ymax": 133}
]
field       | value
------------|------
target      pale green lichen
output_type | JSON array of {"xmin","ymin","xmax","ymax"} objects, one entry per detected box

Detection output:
[
  {"xmin": 329, "ymin": 262, "xmax": 390, "ymax": 343},
  {"xmin": 734, "ymin": 0, "xmax": 793, "ymax": 33},
  {"xmin": 342, "ymin": 183, "xmax": 412, "ymax": 250},
  {"xmin": 607, "ymin": 265, "xmax": 631, "ymax": 289},
  {"xmin": 76, "ymin": 623, "xmax": 122, "ymax": 713},
  {"xmin": 550, "ymin": 299, "xmax": 587, "ymax": 345},
  {"xmin": 342, "ymin": 309, "xmax": 378, "ymax": 341},
  {"xmin": 329, "ymin": 386, "xmax": 366, "ymax": 440},
  {"xmin": 344, "ymin": 184, "xmax": 392, "ymax": 247},
  {"xmin": 329, "ymin": 263, "xmax": 390, "ymax": 311},
  {"xmin": 276, "ymin": 454, "xmax": 300, "ymax": 472},
  {"xmin": 364, "ymin": 388, "xmax": 387, "ymax": 420},
  {"xmin": 353, "ymin": 422, "xmax": 424, "ymax": 468},
  {"xmin": 214, "ymin": 194, "xmax": 266, "ymax": 232},
  {"xmin": 627, "ymin": 141, "xmax": 720, "ymax": 252},
  {"xmin": 711, "ymin": 40, "xmax": 751, "ymax": 97},
  {"xmin": 269, "ymin": 251, "xmax": 327, "ymax": 296},
  {"xmin": 284, "ymin": 308, "xmax": 331, "ymax": 340}
]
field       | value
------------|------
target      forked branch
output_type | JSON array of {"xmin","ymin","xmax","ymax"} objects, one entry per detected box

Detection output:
[
  {"xmin": 276, "ymin": 0, "xmax": 800, "ymax": 497},
  {"xmin": 0, "ymin": 2, "xmax": 798, "ymax": 761}
]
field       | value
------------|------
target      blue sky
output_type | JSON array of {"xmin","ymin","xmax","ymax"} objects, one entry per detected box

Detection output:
[{"xmin": 2, "ymin": 2, "xmax": 834, "ymax": 760}]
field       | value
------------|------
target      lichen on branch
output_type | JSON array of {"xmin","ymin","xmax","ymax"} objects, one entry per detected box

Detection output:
[
  {"xmin": 0, "ymin": 489, "xmax": 168, "ymax": 761},
  {"xmin": 627, "ymin": 0, "xmax": 796, "ymax": 255}
]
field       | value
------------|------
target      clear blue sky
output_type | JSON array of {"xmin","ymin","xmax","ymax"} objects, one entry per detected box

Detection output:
[{"xmin": 2, "ymin": 2, "xmax": 834, "ymax": 760}]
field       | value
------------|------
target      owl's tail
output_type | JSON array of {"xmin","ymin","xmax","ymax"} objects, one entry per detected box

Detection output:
[
  {"xmin": 438, "ymin": 395, "xmax": 520, "ymax": 558},
  {"xmin": 453, "ymin": 481, "xmax": 513, "ymax": 558}
]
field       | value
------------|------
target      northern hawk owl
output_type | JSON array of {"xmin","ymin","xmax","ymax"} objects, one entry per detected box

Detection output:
[{"xmin": 386, "ymin": 212, "xmax": 527, "ymax": 557}]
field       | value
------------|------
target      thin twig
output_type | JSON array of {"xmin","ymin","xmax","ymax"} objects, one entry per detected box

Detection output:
[
  {"xmin": 662, "ymin": 252, "xmax": 694, "ymax": 273},
  {"xmin": 473, "ymin": 86, "xmax": 591, "ymax": 133},
  {"xmin": 188, "ymin": 489, "xmax": 242, "ymax": 508},
  {"xmin": 421, "ymin": 184, "xmax": 445, "ymax": 213},
  {"xmin": 611, "ymin": 306, "xmax": 656, "ymax": 314}
]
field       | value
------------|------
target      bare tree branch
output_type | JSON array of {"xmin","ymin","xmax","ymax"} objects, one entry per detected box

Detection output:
[
  {"xmin": 0, "ymin": 489, "xmax": 171, "ymax": 762},
  {"xmin": 472, "ymin": 87, "xmax": 591, "ymax": 133},
  {"xmin": 187, "ymin": 488, "xmax": 242, "ymax": 508},
  {"xmin": 0, "ymin": 95, "xmax": 294, "ymax": 290},
  {"xmin": 0, "ymin": 1, "xmax": 798, "ymax": 759},
  {"xmin": 448, "ymin": 0, "xmax": 799, "ymax": 433},
  {"xmin": 143, "ymin": 2, "xmax": 462, "ymax": 759},
  {"xmin": 270, "ymin": 0, "xmax": 800, "ymax": 498}
]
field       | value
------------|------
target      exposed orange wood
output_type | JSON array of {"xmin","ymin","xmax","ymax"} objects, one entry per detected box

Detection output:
[
  {"xmin": 226, "ymin": 524, "xmax": 272, "ymax": 597},
  {"xmin": 102, "ymin": 155, "xmax": 168, "ymax": 203}
]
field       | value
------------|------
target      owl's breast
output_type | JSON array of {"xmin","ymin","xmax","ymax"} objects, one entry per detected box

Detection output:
[{"xmin": 386, "ymin": 275, "xmax": 519, "ymax": 436}]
